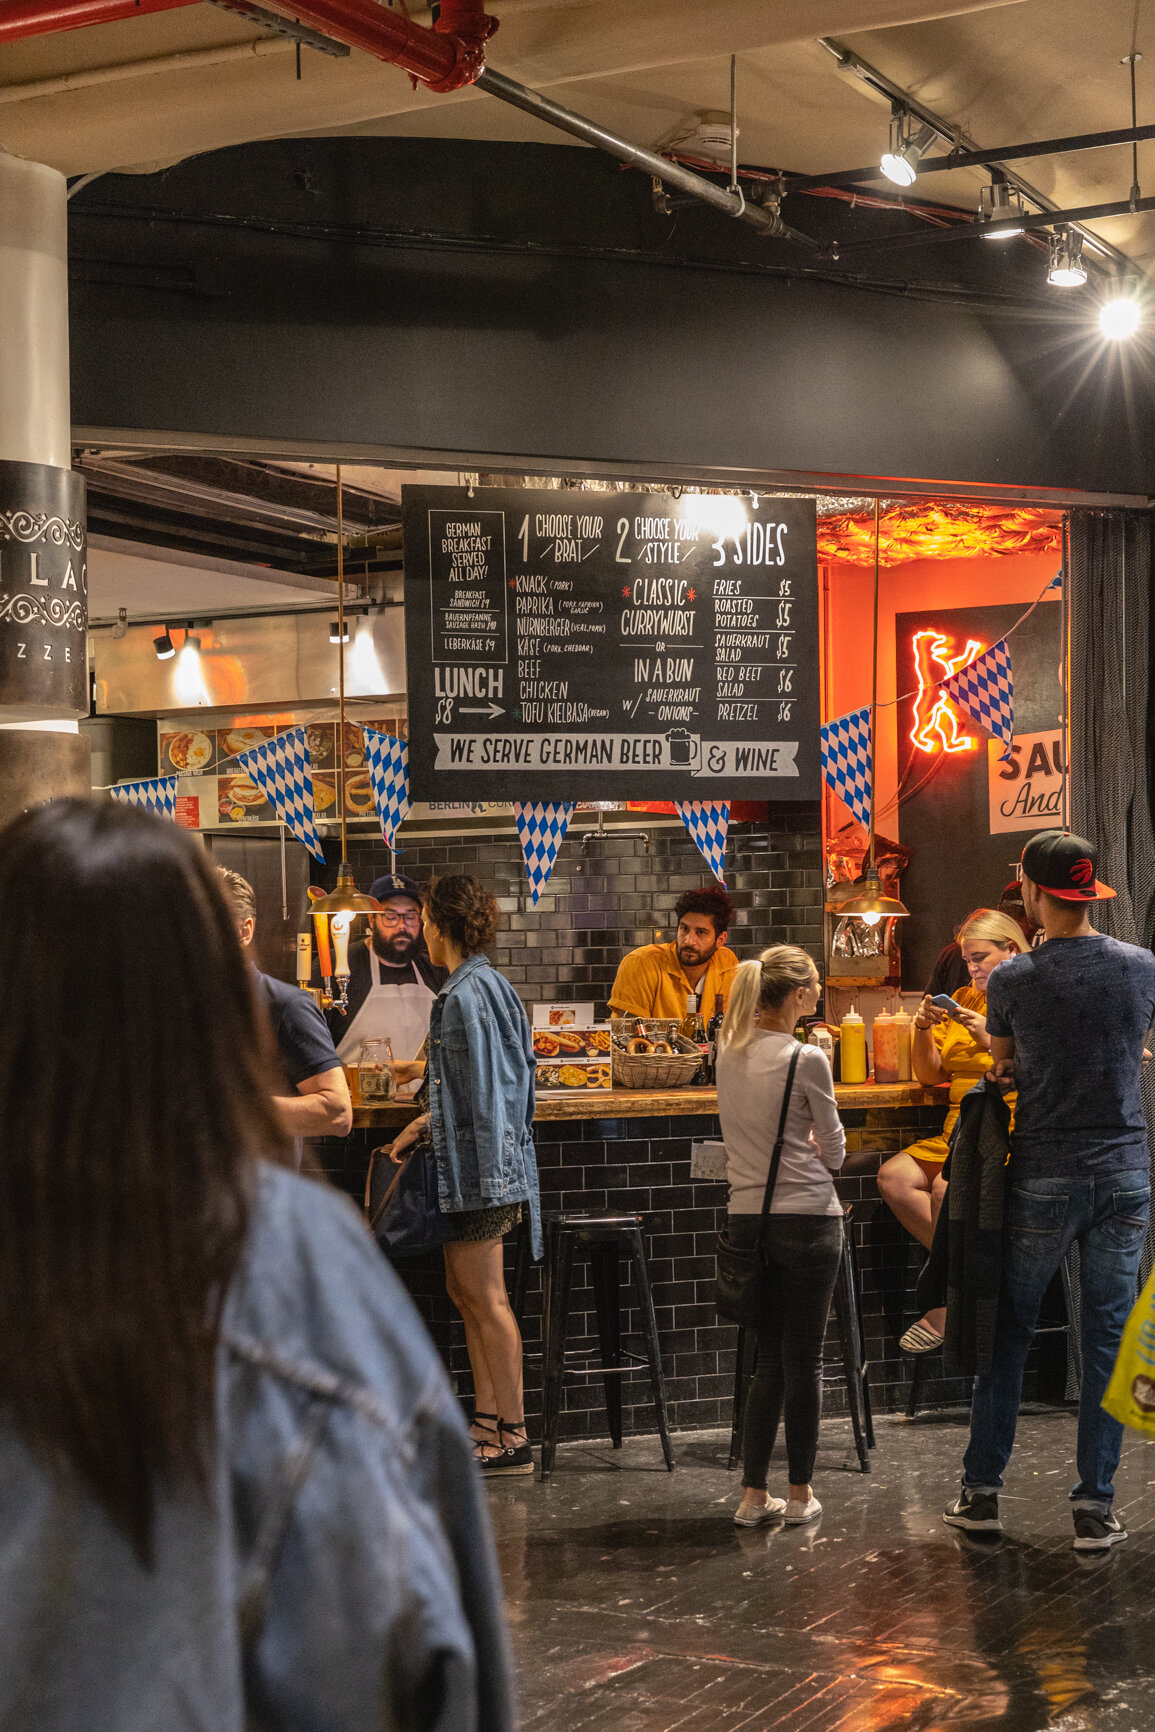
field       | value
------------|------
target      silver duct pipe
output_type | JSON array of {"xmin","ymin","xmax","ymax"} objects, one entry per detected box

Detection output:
[{"xmin": 474, "ymin": 66, "xmax": 817, "ymax": 251}]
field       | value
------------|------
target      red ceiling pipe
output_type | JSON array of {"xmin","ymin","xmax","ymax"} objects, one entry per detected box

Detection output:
[
  {"xmin": 255, "ymin": 0, "xmax": 497, "ymax": 89},
  {"xmin": 0, "ymin": 0, "xmax": 199, "ymax": 41},
  {"xmin": 0, "ymin": 0, "xmax": 499, "ymax": 90}
]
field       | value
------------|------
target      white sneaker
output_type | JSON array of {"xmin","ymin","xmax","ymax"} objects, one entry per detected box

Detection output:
[
  {"xmin": 784, "ymin": 1496, "xmax": 822, "ymax": 1524},
  {"xmin": 733, "ymin": 1495, "xmax": 787, "ymax": 1527}
]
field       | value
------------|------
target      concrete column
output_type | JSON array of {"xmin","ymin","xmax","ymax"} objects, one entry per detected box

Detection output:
[{"xmin": 0, "ymin": 151, "xmax": 89, "ymax": 826}]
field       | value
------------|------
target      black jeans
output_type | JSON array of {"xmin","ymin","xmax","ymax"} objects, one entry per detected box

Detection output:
[{"xmin": 728, "ymin": 1213, "xmax": 844, "ymax": 1488}]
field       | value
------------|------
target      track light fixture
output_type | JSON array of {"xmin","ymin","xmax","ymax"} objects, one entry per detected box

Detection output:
[
  {"xmin": 329, "ymin": 618, "xmax": 350, "ymax": 644},
  {"xmin": 979, "ymin": 179, "xmax": 1025, "ymax": 238},
  {"xmin": 1047, "ymin": 229, "xmax": 1087, "ymax": 287},
  {"xmin": 880, "ymin": 113, "xmax": 937, "ymax": 187},
  {"xmin": 153, "ymin": 626, "xmax": 175, "ymax": 660}
]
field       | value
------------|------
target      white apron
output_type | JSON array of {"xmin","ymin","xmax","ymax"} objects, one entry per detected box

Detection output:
[{"xmin": 335, "ymin": 948, "xmax": 436, "ymax": 1094}]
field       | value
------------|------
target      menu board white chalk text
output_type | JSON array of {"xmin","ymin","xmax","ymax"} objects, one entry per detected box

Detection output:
[{"xmin": 402, "ymin": 486, "xmax": 820, "ymax": 801}]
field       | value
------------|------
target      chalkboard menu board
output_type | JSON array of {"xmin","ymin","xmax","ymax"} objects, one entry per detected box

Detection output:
[{"xmin": 402, "ymin": 486, "xmax": 819, "ymax": 802}]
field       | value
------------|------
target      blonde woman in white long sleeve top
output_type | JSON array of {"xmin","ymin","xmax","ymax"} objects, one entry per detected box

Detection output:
[{"xmin": 715, "ymin": 946, "xmax": 846, "ymax": 1529}]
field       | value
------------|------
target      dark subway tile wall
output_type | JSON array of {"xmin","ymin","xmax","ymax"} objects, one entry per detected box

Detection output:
[
  {"xmin": 339, "ymin": 803, "xmax": 824, "ymax": 1017},
  {"xmin": 318, "ymin": 806, "xmax": 1066, "ymax": 1440}
]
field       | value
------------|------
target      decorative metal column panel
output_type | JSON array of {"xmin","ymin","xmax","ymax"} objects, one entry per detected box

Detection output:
[{"xmin": 0, "ymin": 459, "xmax": 87, "ymax": 718}]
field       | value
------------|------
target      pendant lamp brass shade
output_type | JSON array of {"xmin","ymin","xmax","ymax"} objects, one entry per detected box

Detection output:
[
  {"xmin": 831, "ymin": 864, "xmax": 909, "ymax": 922},
  {"xmin": 310, "ymin": 861, "xmax": 381, "ymax": 919}
]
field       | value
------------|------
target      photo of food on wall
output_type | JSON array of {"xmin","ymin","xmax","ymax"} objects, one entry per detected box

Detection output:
[
  {"xmin": 217, "ymin": 774, "xmax": 273, "ymax": 822},
  {"xmin": 160, "ymin": 729, "xmax": 215, "ymax": 774}
]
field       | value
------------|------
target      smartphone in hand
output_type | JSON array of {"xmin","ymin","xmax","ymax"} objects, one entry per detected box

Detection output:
[{"xmin": 930, "ymin": 993, "xmax": 968, "ymax": 1021}]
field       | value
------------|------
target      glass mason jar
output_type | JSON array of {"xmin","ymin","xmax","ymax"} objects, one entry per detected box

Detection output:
[{"xmin": 357, "ymin": 1036, "xmax": 395, "ymax": 1102}]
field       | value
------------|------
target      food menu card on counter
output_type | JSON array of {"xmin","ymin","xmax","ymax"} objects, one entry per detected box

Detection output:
[{"xmin": 401, "ymin": 486, "xmax": 820, "ymax": 801}]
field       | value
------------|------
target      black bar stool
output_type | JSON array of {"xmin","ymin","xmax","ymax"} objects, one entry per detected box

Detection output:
[
  {"xmin": 728, "ymin": 1209, "xmax": 874, "ymax": 1475},
  {"xmin": 904, "ymin": 1247, "xmax": 1082, "ymax": 1418},
  {"xmin": 537, "ymin": 1212, "xmax": 675, "ymax": 1479}
]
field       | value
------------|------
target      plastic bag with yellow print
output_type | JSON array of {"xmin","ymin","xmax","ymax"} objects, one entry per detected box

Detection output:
[{"xmin": 1103, "ymin": 1263, "xmax": 1155, "ymax": 1436}]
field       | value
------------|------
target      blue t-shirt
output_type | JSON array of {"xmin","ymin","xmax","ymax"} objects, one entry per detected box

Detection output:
[
  {"xmin": 253, "ymin": 969, "xmax": 341, "ymax": 1089},
  {"xmin": 985, "ymin": 934, "xmax": 1155, "ymax": 1171}
]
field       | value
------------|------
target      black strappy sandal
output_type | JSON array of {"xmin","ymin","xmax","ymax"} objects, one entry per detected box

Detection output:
[
  {"xmin": 470, "ymin": 1410, "xmax": 499, "ymax": 1457},
  {"xmin": 478, "ymin": 1419, "xmax": 535, "ymax": 1478}
]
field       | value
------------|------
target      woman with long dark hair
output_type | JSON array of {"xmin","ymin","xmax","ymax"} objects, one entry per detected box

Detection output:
[
  {"xmin": 715, "ymin": 946, "xmax": 846, "ymax": 1529},
  {"xmin": 0, "ymin": 798, "xmax": 512, "ymax": 1731},
  {"xmin": 384, "ymin": 875, "xmax": 539, "ymax": 1478}
]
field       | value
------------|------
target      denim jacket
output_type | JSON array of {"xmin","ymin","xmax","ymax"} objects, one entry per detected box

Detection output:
[
  {"xmin": 427, "ymin": 954, "xmax": 542, "ymax": 1258},
  {"xmin": 0, "ymin": 1165, "xmax": 515, "ymax": 1732}
]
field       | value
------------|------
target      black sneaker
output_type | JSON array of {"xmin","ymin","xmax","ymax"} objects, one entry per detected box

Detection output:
[
  {"xmin": 1073, "ymin": 1509, "xmax": 1127, "ymax": 1551},
  {"xmin": 943, "ymin": 1489, "xmax": 1002, "ymax": 1532}
]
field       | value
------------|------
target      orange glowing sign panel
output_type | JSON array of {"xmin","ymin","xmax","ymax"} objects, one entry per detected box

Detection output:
[{"xmin": 909, "ymin": 630, "xmax": 986, "ymax": 755}]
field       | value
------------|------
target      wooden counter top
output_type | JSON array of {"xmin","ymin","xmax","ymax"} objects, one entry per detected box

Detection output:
[{"xmin": 351, "ymin": 1078, "xmax": 945, "ymax": 1131}]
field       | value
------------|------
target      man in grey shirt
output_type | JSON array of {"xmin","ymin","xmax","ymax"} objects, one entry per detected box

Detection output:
[{"xmin": 944, "ymin": 831, "xmax": 1155, "ymax": 1551}]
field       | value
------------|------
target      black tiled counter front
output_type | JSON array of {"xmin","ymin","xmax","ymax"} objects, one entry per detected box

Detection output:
[{"xmin": 349, "ymin": 1083, "xmax": 999, "ymax": 1437}]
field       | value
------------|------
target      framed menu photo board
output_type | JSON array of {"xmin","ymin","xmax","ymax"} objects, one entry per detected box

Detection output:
[{"xmin": 402, "ymin": 486, "xmax": 819, "ymax": 802}]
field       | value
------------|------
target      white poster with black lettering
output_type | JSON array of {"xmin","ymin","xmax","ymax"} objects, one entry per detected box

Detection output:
[
  {"xmin": 988, "ymin": 731, "xmax": 1067, "ymax": 834},
  {"xmin": 401, "ymin": 486, "xmax": 820, "ymax": 801}
]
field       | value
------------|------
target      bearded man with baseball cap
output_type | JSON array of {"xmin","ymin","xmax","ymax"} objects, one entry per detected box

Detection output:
[
  {"xmin": 945, "ymin": 830, "xmax": 1155, "ymax": 1551},
  {"xmin": 329, "ymin": 872, "xmax": 447, "ymax": 1096}
]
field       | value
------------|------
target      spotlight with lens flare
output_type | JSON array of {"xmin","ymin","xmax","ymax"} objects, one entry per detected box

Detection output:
[{"xmin": 1100, "ymin": 287, "xmax": 1142, "ymax": 339}]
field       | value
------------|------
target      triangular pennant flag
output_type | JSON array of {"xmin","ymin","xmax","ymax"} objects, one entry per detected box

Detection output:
[
  {"xmin": 231, "ymin": 727, "xmax": 325, "ymax": 862},
  {"xmin": 109, "ymin": 777, "xmax": 178, "ymax": 820},
  {"xmin": 515, "ymin": 801, "xmax": 574, "ymax": 905},
  {"xmin": 820, "ymin": 706, "xmax": 873, "ymax": 829},
  {"xmin": 362, "ymin": 727, "xmax": 410, "ymax": 851},
  {"xmin": 675, "ymin": 800, "xmax": 729, "ymax": 882},
  {"xmin": 941, "ymin": 638, "xmax": 1014, "ymax": 757}
]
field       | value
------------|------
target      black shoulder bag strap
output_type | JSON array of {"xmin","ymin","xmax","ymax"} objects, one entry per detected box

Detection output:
[{"xmin": 754, "ymin": 1043, "xmax": 804, "ymax": 1256}]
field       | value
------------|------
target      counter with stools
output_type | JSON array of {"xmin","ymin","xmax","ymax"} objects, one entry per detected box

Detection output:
[{"xmin": 347, "ymin": 1082, "xmax": 954, "ymax": 1444}]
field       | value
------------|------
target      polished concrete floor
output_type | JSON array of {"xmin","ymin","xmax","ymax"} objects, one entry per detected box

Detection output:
[{"xmin": 487, "ymin": 1410, "xmax": 1155, "ymax": 1730}]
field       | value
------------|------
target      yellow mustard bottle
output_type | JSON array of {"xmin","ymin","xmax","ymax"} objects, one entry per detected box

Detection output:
[{"xmin": 840, "ymin": 1006, "xmax": 868, "ymax": 1084}]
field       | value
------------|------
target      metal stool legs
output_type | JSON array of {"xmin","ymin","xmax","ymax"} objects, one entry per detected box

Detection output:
[{"xmin": 539, "ymin": 1214, "xmax": 674, "ymax": 1479}]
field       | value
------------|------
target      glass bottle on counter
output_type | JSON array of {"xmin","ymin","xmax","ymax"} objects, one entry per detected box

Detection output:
[
  {"xmin": 681, "ymin": 992, "xmax": 708, "ymax": 1084},
  {"xmin": 704, "ymin": 992, "xmax": 724, "ymax": 1085}
]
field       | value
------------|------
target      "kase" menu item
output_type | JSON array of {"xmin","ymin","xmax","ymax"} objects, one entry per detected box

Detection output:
[{"xmin": 402, "ymin": 486, "xmax": 819, "ymax": 801}]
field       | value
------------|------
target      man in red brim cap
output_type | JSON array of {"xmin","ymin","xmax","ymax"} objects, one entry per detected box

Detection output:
[{"xmin": 944, "ymin": 830, "xmax": 1155, "ymax": 1553}]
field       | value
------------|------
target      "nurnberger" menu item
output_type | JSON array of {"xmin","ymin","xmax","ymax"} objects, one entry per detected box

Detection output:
[{"xmin": 402, "ymin": 485, "xmax": 819, "ymax": 801}]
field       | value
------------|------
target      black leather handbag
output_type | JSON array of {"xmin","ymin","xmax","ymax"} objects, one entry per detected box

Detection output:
[
  {"xmin": 365, "ymin": 1137, "xmax": 450, "ymax": 1257},
  {"xmin": 715, "ymin": 1043, "xmax": 803, "ymax": 1326}
]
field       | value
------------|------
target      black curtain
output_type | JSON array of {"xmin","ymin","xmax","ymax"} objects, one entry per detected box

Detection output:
[{"xmin": 1068, "ymin": 509, "xmax": 1155, "ymax": 949}]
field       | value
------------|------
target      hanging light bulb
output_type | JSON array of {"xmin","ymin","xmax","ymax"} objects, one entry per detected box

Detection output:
[
  {"xmin": 308, "ymin": 468, "xmax": 381, "ymax": 1013},
  {"xmin": 978, "ymin": 180, "xmax": 1025, "ymax": 239},
  {"xmin": 1047, "ymin": 229, "xmax": 1088, "ymax": 288},
  {"xmin": 1100, "ymin": 282, "xmax": 1142, "ymax": 338},
  {"xmin": 880, "ymin": 115, "xmax": 937, "ymax": 187},
  {"xmin": 833, "ymin": 867, "xmax": 909, "ymax": 922}
]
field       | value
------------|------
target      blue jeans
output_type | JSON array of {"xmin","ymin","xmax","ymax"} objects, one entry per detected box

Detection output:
[{"xmin": 963, "ymin": 1167, "xmax": 1150, "ymax": 1509}]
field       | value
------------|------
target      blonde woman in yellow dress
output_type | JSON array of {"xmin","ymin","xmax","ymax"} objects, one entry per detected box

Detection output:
[{"xmin": 877, "ymin": 909, "xmax": 1027, "ymax": 1345}]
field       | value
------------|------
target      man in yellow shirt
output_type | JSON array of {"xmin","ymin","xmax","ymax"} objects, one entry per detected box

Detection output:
[{"xmin": 609, "ymin": 887, "xmax": 739, "ymax": 1021}]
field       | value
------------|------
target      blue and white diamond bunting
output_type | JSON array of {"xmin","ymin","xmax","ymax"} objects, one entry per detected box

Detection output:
[
  {"xmin": 363, "ymin": 727, "xmax": 410, "ymax": 851},
  {"xmin": 110, "ymin": 777, "xmax": 178, "ymax": 820},
  {"xmin": 515, "ymin": 801, "xmax": 574, "ymax": 905},
  {"xmin": 940, "ymin": 638, "xmax": 1014, "ymax": 757},
  {"xmin": 232, "ymin": 726, "xmax": 325, "ymax": 862},
  {"xmin": 675, "ymin": 800, "xmax": 729, "ymax": 883},
  {"xmin": 820, "ymin": 707, "xmax": 873, "ymax": 830}
]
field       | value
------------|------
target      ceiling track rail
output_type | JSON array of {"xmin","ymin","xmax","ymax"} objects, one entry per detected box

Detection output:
[{"xmin": 811, "ymin": 37, "xmax": 1136, "ymax": 274}]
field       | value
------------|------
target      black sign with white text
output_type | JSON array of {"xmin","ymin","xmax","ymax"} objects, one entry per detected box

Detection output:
[{"xmin": 402, "ymin": 486, "xmax": 819, "ymax": 801}]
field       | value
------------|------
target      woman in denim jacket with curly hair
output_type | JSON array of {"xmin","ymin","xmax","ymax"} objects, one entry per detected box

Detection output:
[{"xmin": 385, "ymin": 875, "xmax": 540, "ymax": 1478}]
